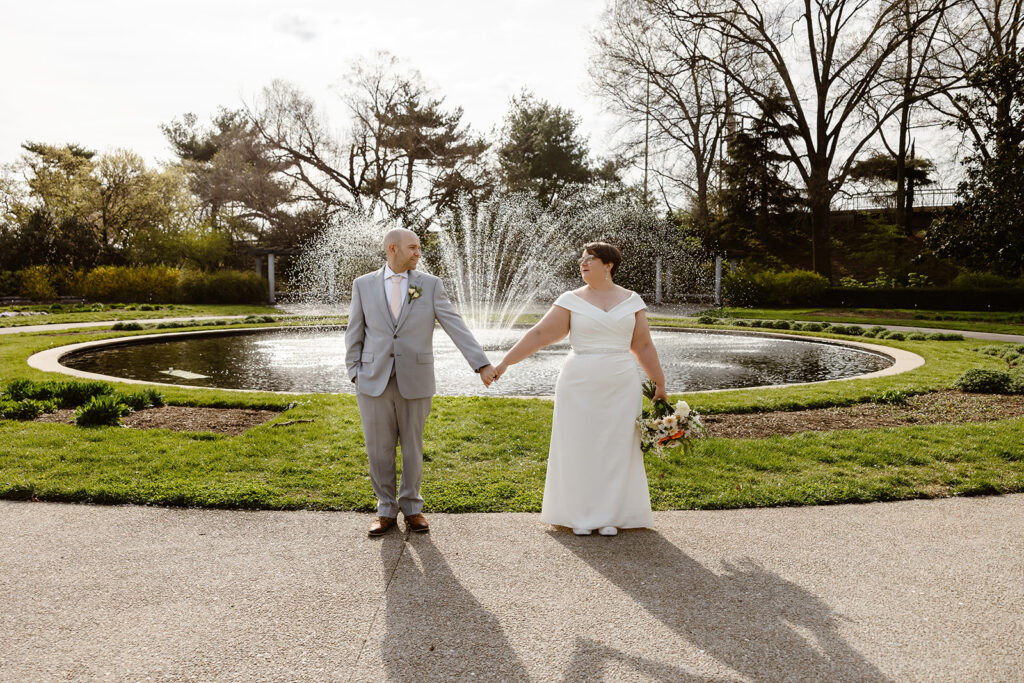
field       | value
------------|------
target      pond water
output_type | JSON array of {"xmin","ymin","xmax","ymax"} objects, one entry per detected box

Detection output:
[{"xmin": 62, "ymin": 327, "xmax": 893, "ymax": 395}]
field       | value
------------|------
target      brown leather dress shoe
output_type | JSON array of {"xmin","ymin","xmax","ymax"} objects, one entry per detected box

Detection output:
[
  {"xmin": 404, "ymin": 513, "xmax": 429, "ymax": 533},
  {"xmin": 368, "ymin": 516, "xmax": 397, "ymax": 537}
]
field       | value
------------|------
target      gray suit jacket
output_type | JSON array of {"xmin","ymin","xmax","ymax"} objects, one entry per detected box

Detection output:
[{"xmin": 345, "ymin": 267, "xmax": 490, "ymax": 399}]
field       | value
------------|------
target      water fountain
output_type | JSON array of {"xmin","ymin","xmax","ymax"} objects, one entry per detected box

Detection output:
[
  {"xmin": 433, "ymin": 194, "xmax": 584, "ymax": 330},
  {"xmin": 45, "ymin": 193, "xmax": 906, "ymax": 396}
]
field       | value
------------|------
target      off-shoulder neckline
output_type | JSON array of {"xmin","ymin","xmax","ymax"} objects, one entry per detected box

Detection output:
[{"xmin": 567, "ymin": 290, "xmax": 638, "ymax": 314}]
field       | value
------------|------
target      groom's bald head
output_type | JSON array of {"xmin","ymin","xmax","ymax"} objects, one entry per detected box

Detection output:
[{"xmin": 384, "ymin": 228, "xmax": 421, "ymax": 272}]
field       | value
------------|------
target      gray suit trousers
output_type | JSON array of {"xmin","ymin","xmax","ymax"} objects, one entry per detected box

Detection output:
[{"xmin": 356, "ymin": 374, "xmax": 432, "ymax": 517}]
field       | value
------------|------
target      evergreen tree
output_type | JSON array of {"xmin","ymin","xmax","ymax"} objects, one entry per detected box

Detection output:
[
  {"xmin": 497, "ymin": 92, "xmax": 592, "ymax": 206},
  {"xmin": 712, "ymin": 94, "xmax": 802, "ymax": 264},
  {"xmin": 926, "ymin": 52, "xmax": 1024, "ymax": 276}
]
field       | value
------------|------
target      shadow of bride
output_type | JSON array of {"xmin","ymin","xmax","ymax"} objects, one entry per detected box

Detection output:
[
  {"xmin": 552, "ymin": 530, "xmax": 890, "ymax": 682},
  {"xmin": 380, "ymin": 532, "xmax": 529, "ymax": 682}
]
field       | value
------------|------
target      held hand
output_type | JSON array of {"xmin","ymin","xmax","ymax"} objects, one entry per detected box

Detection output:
[
  {"xmin": 653, "ymin": 384, "xmax": 668, "ymax": 403},
  {"xmin": 493, "ymin": 361, "xmax": 508, "ymax": 382},
  {"xmin": 479, "ymin": 364, "xmax": 497, "ymax": 387}
]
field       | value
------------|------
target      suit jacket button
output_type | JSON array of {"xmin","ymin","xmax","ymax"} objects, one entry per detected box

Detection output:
[
  {"xmin": 390, "ymin": 353, "xmax": 394, "ymax": 357},
  {"xmin": 393, "ymin": 334, "xmax": 397, "ymax": 338}
]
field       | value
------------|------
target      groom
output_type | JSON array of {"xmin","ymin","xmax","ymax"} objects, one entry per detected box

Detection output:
[{"xmin": 346, "ymin": 228, "xmax": 496, "ymax": 536}]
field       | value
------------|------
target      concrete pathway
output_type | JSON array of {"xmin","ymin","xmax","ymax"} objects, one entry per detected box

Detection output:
[{"xmin": 2, "ymin": 496, "xmax": 1022, "ymax": 681}]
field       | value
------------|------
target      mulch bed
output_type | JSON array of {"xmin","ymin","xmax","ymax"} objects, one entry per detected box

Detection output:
[
  {"xmin": 30, "ymin": 391, "xmax": 1024, "ymax": 438},
  {"xmin": 35, "ymin": 406, "xmax": 282, "ymax": 436},
  {"xmin": 702, "ymin": 391, "xmax": 1024, "ymax": 439}
]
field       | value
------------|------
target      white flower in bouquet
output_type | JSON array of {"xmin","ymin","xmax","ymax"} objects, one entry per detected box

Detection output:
[
  {"xmin": 663, "ymin": 414, "xmax": 679, "ymax": 429},
  {"xmin": 675, "ymin": 400, "xmax": 691, "ymax": 418}
]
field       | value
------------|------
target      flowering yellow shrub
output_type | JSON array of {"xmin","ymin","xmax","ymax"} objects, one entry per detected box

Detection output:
[
  {"xmin": 80, "ymin": 266, "xmax": 179, "ymax": 303},
  {"xmin": 19, "ymin": 266, "xmax": 57, "ymax": 300}
]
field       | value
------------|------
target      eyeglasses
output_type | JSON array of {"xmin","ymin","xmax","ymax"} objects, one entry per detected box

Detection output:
[{"xmin": 578, "ymin": 255, "xmax": 597, "ymax": 265}]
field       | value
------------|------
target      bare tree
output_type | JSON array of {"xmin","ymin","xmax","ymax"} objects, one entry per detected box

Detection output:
[
  {"xmin": 651, "ymin": 0, "xmax": 956, "ymax": 278},
  {"xmin": 246, "ymin": 54, "xmax": 490, "ymax": 238},
  {"xmin": 927, "ymin": 0, "xmax": 1024, "ymax": 160},
  {"xmin": 591, "ymin": 0, "xmax": 732, "ymax": 235},
  {"xmin": 861, "ymin": 0, "xmax": 958, "ymax": 230}
]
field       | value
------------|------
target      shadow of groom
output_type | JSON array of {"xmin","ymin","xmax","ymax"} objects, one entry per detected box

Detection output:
[
  {"xmin": 379, "ymin": 531, "xmax": 529, "ymax": 682},
  {"xmin": 552, "ymin": 529, "xmax": 891, "ymax": 682}
]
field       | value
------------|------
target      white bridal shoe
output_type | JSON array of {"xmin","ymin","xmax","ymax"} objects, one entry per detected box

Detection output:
[
  {"xmin": 572, "ymin": 528, "xmax": 592, "ymax": 536},
  {"xmin": 598, "ymin": 527, "xmax": 618, "ymax": 536}
]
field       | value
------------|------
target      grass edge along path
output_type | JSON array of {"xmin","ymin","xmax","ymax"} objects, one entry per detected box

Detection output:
[
  {"xmin": 706, "ymin": 307, "xmax": 1024, "ymax": 335},
  {"xmin": 0, "ymin": 322, "xmax": 1021, "ymax": 512}
]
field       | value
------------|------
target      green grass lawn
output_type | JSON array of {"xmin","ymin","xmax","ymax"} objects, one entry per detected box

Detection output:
[
  {"xmin": 1, "ymin": 320, "xmax": 1022, "ymax": 511},
  {"xmin": 706, "ymin": 307, "xmax": 1024, "ymax": 335},
  {"xmin": 0, "ymin": 303, "xmax": 282, "ymax": 328}
]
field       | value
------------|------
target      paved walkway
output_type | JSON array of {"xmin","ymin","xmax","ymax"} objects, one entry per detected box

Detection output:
[{"xmin": 2, "ymin": 496, "xmax": 1022, "ymax": 681}]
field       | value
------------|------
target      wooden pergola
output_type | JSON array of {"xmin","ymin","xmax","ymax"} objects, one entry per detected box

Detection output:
[{"xmin": 240, "ymin": 246, "xmax": 301, "ymax": 304}]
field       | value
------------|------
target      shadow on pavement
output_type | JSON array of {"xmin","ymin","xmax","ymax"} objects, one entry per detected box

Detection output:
[
  {"xmin": 380, "ymin": 532, "xmax": 529, "ymax": 681},
  {"xmin": 553, "ymin": 529, "xmax": 891, "ymax": 682}
]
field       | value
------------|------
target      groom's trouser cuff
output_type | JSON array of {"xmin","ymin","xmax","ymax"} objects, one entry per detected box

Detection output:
[{"xmin": 356, "ymin": 375, "xmax": 431, "ymax": 517}]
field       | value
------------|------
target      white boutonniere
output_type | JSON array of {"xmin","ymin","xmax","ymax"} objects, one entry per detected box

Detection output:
[{"xmin": 408, "ymin": 285, "xmax": 422, "ymax": 301}]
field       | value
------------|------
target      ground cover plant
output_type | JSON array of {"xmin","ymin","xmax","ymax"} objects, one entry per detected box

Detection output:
[
  {"xmin": 0, "ymin": 303, "xmax": 281, "ymax": 328},
  {"xmin": 707, "ymin": 307, "xmax": 1024, "ymax": 335},
  {"xmin": 0, "ymin": 377, "xmax": 166, "ymax": 426},
  {"xmin": 0, "ymin": 320, "xmax": 1021, "ymax": 511}
]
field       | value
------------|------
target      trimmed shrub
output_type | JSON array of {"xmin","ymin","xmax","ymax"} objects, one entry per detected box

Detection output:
[
  {"xmin": 823, "ymin": 287, "xmax": 1024, "ymax": 311},
  {"xmin": 772, "ymin": 320, "xmax": 791, "ymax": 329},
  {"xmin": 178, "ymin": 269, "xmax": 266, "ymax": 304},
  {"xmin": 951, "ymin": 271, "xmax": 1021, "ymax": 289},
  {"xmin": 19, "ymin": 265, "xmax": 57, "ymax": 300},
  {"xmin": 907, "ymin": 332, "xmax": 927, "ymax": 340},
  {"xmin": 954, "ymin": 369, "xmax": 1013, "ymax": 394},
  {"xmin": 926, "ymin": 332, "xmax": 964, "ymax": 341},
  {"xmin": 801, "ymin": 322, "xmax": 823, "ymax": 332},
  {"xmin": 731, "ymin": 319, "xmax": 749, "ymax": 327},
  {"xmin": 771, "ymin": 270, "xmax": 830, "ymax": 305},
  {"xmin": 74, "ymin": 394, "xmax": 132, "ymax": 426},
  {"xmin": 1010, "ymin": 371, "xmax": 1024, "ymax": 394},
  {"xmin": 79, "ymin": 265, "xmax": 179, "ymax": 303},
  {"xmin": 111, "ymin": 322, "xmax": 144, "ymax": 331},
  {"xmin": 723, "ymin": 269, "xmax": 829, "ymax": 307},
  {"xmin": 696, "ymin": 315, "xmax": 718, "ymax": 324}
]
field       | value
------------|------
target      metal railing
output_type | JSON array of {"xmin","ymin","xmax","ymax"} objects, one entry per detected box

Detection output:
[{"xmin": 832, "ymin": 188, "xmax": 958, "ymax": 212}]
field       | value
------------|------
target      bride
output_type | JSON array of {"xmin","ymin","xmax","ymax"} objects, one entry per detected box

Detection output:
[{"xmin": 494, "ymin": 242, "xmax": 668, "ymax": 536}]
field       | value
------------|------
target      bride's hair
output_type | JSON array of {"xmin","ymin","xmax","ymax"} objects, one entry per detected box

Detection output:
[{"xmin": 583, "ymin": 242, "xmax": 622, "ymax": 276}]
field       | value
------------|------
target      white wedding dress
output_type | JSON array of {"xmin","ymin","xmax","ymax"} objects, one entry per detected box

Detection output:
[{"xmin": 540, "ymin": 290, "xmax": 654, "ymax": 530}]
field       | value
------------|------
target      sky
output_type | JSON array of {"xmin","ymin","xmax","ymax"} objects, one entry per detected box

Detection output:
[{"xmin": 0, "ymin": 0, "xmax": 618, "ymax": 167}]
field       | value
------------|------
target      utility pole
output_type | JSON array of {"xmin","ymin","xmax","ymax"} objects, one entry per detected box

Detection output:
[{"xmin": 645, "ymin": 73, "xmax": 662, "ymax": 306}]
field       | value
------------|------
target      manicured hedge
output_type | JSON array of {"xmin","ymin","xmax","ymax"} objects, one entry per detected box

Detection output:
[
  {"xmin": 5, "ymin": 266, "xmax": 268, "ymax": 304},
  {"xmin": 723, "ymin": 270, "xmax": 830, "ymax": 307},
  {"xmin": 822, "ymin": 287, "xmax": 1024, "ymax": 311},
  {"xmin": 723, "ymin": 268, "xmax": 1024, "ymax": 310}
]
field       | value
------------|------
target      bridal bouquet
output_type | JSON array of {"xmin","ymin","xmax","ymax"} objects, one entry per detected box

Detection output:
[{"xmin": 636, "ymin": 380, "xmax": 706, "ymax": 456}]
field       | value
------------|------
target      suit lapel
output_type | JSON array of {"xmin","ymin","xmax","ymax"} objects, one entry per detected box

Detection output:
[
  {"xmin": 394, "ymin": 270, "xmax": 418, "ymax": 332},
  {"xmin": 375, "ymin": 266, "xmax": 396, "ymax": 330}
]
